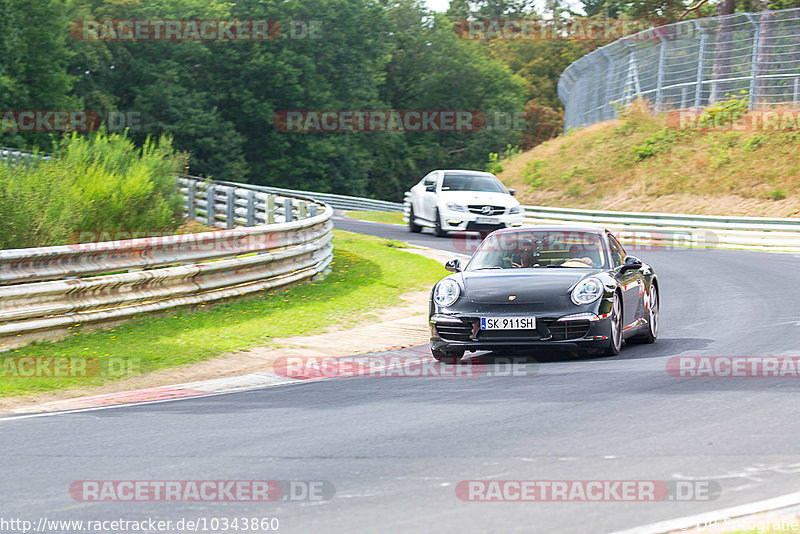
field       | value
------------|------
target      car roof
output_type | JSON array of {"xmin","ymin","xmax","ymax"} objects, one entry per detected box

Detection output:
[{"xmin": 434, "ymin": 169, "xmax": 495, "ymax": 175}]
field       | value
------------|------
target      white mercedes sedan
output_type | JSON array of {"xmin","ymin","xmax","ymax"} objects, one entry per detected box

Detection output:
[{"xmin": 404, "ymin": 170, "xmax": 524, "ymax": 237}]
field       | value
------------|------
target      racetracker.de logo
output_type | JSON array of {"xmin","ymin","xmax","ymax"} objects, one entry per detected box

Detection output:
[
  {"xmin": 65, "ymin": 229, "xmax": 283, "ymax": 253},
  {"xmin": 667, "ymin": 356, "xmax": 800, "ymax": 377},
  {"xmin": 69, "ymin": 480, "xmax": 334, "ymax": 502},
  {"xmin": 454, "ymin": 18, "xmax": 660, "ymax": 41},
  {"xmin": 1, "ymin": 111, "xmax": 101, "ymax": 132},
  {"xmin": 272, "ymin": 355, "xmax": 528, "ymax": 379},
  {"xmin": 450, "ymin": 229, "xmax": 719, "ymax": 254},
  {"xmin": 666, "ymin": 109, "xmax": 800, "ymax": 131},
  {"xmin": 274, "ymin": 110, "xmax": 484, "ymax": 132},
  {"xmin": 0, "ymin": 357, "xmax": 138, "ymax": 378},
  {"xmin": 455, "ymin": 480, "xmax": 720, "ymax": 502},
  {"xmin": 70, "ymin": 19, "xmax": 281, "ymax": 41}
]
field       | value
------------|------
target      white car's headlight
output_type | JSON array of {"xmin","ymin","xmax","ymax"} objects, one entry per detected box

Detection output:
[
  {"xmin": 508, "ymin": 206, "xmax": 521, "ymax": 214},
  {"xmin": 446, "ymin": 202, "xmax": 466, "ymax": 212},
  {"xmin": 571, "ymin": 277, "xmax": 604, "ymax": 305},
  {"xmin": 434, "ymin": 279, "xmax": 460, "ymax": 307}
]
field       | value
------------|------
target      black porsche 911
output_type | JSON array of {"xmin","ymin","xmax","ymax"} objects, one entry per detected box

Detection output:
[{"xmin": 429, "ymin": 226, "xmax": 659, "ymax": 361}]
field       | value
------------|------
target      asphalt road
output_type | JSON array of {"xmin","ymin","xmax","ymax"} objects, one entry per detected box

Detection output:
[{"xmin": 2, "ymin": 216, "xmax": 800, "ymax": 534}]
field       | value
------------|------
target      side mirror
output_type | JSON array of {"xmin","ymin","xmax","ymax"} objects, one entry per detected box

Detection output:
[
  {"xmin": 620, "ymin": 256, "xmax": 643, "ymax": 271},
  {"xmin": 508, "ymin": 188, "xmax": 516, "ymax": 196},
  {"xmin": 445, "ymin": 259, "xmax": 462, "ymax": 273},
  {"xmin": 425, "ymin": 183, "xmax": 436, "ymax": 192}
]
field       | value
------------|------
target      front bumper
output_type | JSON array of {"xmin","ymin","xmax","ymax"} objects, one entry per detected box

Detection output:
[
  {"xmin": 429, "ymin": 313, "xmax": 612, "ymax": 353},
  {"xmin": 439, "ymin": 209, "xmax": 524, "ymax": 232}
]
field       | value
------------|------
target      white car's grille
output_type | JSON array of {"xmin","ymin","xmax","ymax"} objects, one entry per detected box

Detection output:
[{"xmin": 467, "ymin": 205, "xmax": 506, "ymax": 216}]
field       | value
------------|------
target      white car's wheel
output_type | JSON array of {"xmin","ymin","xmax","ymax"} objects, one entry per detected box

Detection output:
[
  {"xmin": 408, "ymin": 205, "xmax": 422, "ymax": 233},
  {"xmin": 434, "ymin": 209, "xmax": 447, "ymax": 237}
]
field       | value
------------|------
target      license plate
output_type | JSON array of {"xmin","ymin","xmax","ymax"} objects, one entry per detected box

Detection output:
[
  {"xmin": 480, "ymin": 317, "xmax": 536, "ymax": 330},
  {"xmin": 476, "ymin": 217, "xmax": 498, "ymax": 224}
]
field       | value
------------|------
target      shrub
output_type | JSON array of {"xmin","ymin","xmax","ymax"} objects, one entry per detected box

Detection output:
[
  {"xmin": 523, "ymin": 160, "xmax": 546, "ymax": 188},
  {"xmin": 769, "ymin": 188, "xmax": 786, "ymax": 201},
  {"xmin": 743, "ymin": 134, "xmax": 765, "ymax": 151},
  {"xmin": 0, "ymin": 131, "xmax": 186, "ymax": 249},
  {"xmin": 520, "ymin": 101, "xmax": 562, "ymax": 149},
  {"xmin": 695, "ymin": 91, "xmax": 749, "ymax": 130},
  {"xmin": 633, "ymin": 128, "xmax": 681, "ymax": 161}
]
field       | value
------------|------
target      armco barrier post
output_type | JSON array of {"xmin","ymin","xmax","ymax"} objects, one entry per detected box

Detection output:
[
  {"xmin": 187, "ymin": 181, "xmax": 196, "ymax": 220},
  {"xmin": 267, "ymin": 195, "xmax": 275, "ymax": 224},
  {"xmin": 225, "ymin": 188, "xmax": 235, "ymax": 229},
  {"xmin": 246, "ymin": 190, "xmax": 256, "ymax": 227},
  {"xmin": 207, "ymin": 184, "xmax": 216, "ymax": 227},
  {"xmin": 284, "ymin": 198, "xmax": 294, "ymax": 222}
]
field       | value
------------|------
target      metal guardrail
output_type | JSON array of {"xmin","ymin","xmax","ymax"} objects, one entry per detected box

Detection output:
[
  {"xmin": 558, "ymin": 8, "xmax": 800, "ymax": 130},
  {"xmin": 522, "ymin": 206, "xmax": 800, "ymax": 253},
  {"xmin": 0, "ymin": 147, "xmax": 50, "ymax": 166},
  {"xmin": 400, "ymin": 192, "xmax": 800, "ymax": 252},
  {"xmin": 179, "ymin": 177, "xmax": 327, "ymax": 229},
  {"xmin": 0, "ymin": 176, "xmax": 333, "ymax": 348},
  {"xmin": 220, "ymin": 181, "xmax": 404, "ymax": 212}
]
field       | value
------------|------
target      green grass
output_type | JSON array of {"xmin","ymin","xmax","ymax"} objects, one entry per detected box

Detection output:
[
  {"xmin": 345, "ymin": 210, "xmax": 405, "ymax": 225},
  {"xmin": 0, "ymin": 230, "xmax": 446, "ymax": 398}
]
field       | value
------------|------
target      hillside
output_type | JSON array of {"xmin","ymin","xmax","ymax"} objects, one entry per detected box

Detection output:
[{"xmin": 497, "ymin": 105, "xmax": 800, "ymax": 218}]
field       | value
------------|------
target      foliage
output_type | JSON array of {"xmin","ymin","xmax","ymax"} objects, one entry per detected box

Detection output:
[
  {"xmin": 520, "ymin": 101, "xmax": 563, "ymax": 149},
  {"xmin": 632, "ymin": 128, "xmax": 682, "ymax": 161},
  {"xmin": 0, "ymin": 130, "xmax": 185, "ymax": 248},
  {"xmin": 695, "ymin": 91, "xmax": 750, "ymax": 130}
]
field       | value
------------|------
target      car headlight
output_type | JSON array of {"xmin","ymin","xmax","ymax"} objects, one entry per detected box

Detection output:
[
  {"xmin": 571, "ymin": 277, "xmax": 604, "ymax": 305},
  {"xmin": 508, "ymin": 206, "xmax": 521, "ymax": 214},
  {"xmin": 446, "ymin": 202, "xmax": 466, "ymax": 212},
  {"xmin": 434, "ymin": 279, "xmax": 460, "ymax": 307}
]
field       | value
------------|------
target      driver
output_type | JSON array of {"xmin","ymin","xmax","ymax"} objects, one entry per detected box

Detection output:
[
  {"xmin": 561, "ymin": 241, "xmax": 598, "ymax": 267},
  {"xmin": 512, "ymin": 238, "xmax": 539, "ymax": 268}
]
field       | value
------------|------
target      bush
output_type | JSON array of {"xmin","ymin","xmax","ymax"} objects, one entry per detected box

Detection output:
[
  {"xmin": 769, "ymin": 188, "xmax": 786, "ymax": 201},
  {"xmin": 485, "ymin": 145, "xmax": 521, "ymax": 175},
  {"xmin": 520, "ymin": 101, "xmax": 562, "ymax": 149},
  {"xmin": 0, "ymin": 131, "xmax": 186, "ymax": 249},
  {"xmin": 523, "ymin": 160, "xmax": 546, "ymax": 188},
  {"xmin": 633, "ymin": 128, "xmax": 682, "ymax": 161},
  {"xmin": 695, "ymin": 92, "xmax": 749, "ymax": 130}
]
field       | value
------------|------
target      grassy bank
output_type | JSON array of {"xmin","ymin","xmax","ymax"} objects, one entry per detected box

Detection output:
[
  {"xmin": 0, "ymin": 230, "xmax": 445, "ymax": 398},
  {"xmin": 498, "ymin": 101, "xmax": 800, "ymax": 217},
  {"xmin": 345, "ymin": 210, "xmax": 405, "ymax": 225}
]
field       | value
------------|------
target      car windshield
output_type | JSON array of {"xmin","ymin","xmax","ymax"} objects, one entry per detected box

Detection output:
[
  {"xmin": 440, "ymin": 174, "xmax": 506, "ymax": 193},
  {"xmin": 468, "ymin": 231, "xmax": 607, "ymax": 270}
]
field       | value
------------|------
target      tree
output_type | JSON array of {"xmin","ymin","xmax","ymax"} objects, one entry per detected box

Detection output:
[{"xmin": 0, "ymin": 0, "xmax": 80, "ymax": 148}]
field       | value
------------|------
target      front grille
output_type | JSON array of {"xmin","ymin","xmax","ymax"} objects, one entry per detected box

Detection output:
[
  {"xmin": 468, "ymin": 205, "xmax": 505, "ymax": 216},
  {"xmin": 465, "ymin": 222, "xmax": 506, "ymax": 232},
  {"xmin": 547, "ymin": 320, "xmax": 591, "ymax": 341},
  {"xmin": 478, "ymin": 329, "xmax": 542, "ymax": 340},
  {"xmin": 436, "ymin": 323, "xmax": 473, "ymax": 341}
]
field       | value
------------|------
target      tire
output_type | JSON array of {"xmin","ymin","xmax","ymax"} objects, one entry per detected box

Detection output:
[
  {"xmin": 432, "ymin": 348, "xmax": 464, "ymax": 363},
  {"xmin": 408, "ymin": 205, "xmax": 422, "ymax": 233},
  {"xmin": 602, "ymin": 291, "xmax": 624, "ymax": 356},
  {"xmin": 434, "ymin": 209, "xmax": 447, "ymax": 237},
  {"xmin": 629, "ymin": 282, "xmax": 658, "ymax": 344}
]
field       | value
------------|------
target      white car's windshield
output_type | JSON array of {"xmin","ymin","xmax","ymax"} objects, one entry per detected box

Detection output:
[
  {"xmin": 441, "ymin": 174, "xmax": 506, "ymax": 193},
  {"xmin": 468, "ymin": 231, "xmax": 607, "ymax": 269}
]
